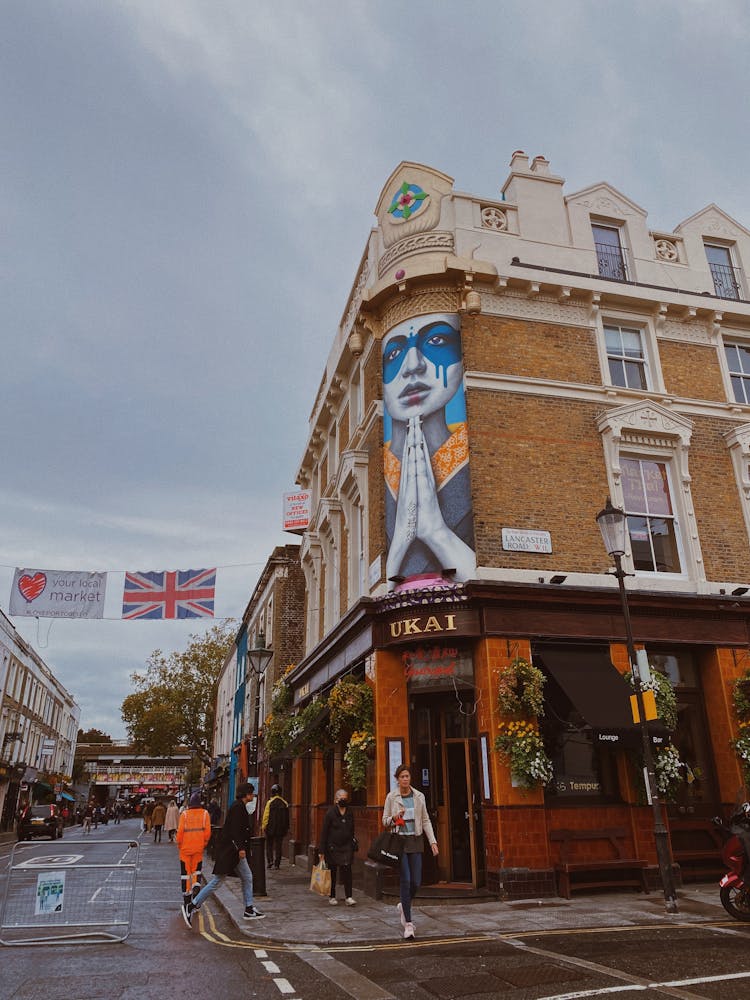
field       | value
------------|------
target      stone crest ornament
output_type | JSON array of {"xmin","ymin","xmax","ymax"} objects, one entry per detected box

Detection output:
[
  {"xmin": 481, "ymin": 206, "xmax": 508, "ymax": 231},
  {"xmin": 375, "ymin": 163, "xmax": 454, "ymax": 249},
  {"xmin": 388, "ymin": 183, "xmax": 429, "ymax": 222},
  {"xmin": 655, "ymin": 238, "xmax": 678, "ymax": 262}
]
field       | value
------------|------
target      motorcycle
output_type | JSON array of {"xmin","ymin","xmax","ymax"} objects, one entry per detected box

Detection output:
[{"xmin": 714, "ymin": 802, "xmax": 750, "ymax": 921}]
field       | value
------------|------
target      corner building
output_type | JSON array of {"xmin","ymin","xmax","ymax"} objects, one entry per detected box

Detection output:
[{"xmin": 286, "ymin": 153, "xmax": 750, "ymax": 896}]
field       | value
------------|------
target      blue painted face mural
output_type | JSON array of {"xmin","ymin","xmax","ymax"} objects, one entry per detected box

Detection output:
[{"xmin": 382, "ymin": 314, "xmax": 476, "ymax": 586}]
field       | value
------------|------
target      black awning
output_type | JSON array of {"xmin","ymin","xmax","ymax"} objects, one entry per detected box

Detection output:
[{"xmin": 535, "ymin": 644, "xmax": 667, "ymax": 749}]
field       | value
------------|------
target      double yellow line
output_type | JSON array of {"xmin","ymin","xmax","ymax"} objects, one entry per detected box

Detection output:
[{"xmin": 197, "ymin": 906, "xmax": 750, "ymax": 955}]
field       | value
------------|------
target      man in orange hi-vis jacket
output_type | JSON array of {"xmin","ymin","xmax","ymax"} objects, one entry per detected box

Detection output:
[{"xmin": 176, "ymin": 790, "xmax": 211, "ymax": 908}]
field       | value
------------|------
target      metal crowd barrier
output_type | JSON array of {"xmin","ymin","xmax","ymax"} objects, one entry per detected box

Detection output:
[{"xmin": 0, "ymin": 839, "xmax": 140, "ymax": 946}]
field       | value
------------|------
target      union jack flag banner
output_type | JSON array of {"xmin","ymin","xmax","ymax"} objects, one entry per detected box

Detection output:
[{"xmin": 121, "ymin": 569, "xmax": 216, "ymax": 620}]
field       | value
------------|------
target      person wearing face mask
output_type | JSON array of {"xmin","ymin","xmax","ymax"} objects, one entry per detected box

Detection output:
[
  {"xmin": 318, "ymin": 788, "xmax": 357, "ymax": 906},
  {"xmin": 382, "ymin": 313, "xmax": 476, "ymax": 584}
]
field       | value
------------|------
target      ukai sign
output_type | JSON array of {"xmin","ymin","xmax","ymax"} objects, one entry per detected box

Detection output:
[
  {"xmin": 377, "ymin": 608, "xmax": 480, "ymax": 647},
  {"xmin": 402, "ymin": 644, "xmax": 474, "ymax": 690}
]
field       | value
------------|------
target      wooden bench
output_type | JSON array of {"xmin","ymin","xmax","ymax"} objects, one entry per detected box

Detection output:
[
  {"xmin": 668, "ymin": 818, "xmax": 724, "ymax": 881},
  {"xmin": 550, "ymin": 827, "xmax": 650, "ymax": 899}
]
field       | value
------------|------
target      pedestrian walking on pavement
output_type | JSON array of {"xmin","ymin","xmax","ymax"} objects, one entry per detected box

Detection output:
[
  {"xmin": 142, "ymin": 800, "xmax": 154, "ymax": 834},
  {"xmin": 165, "ymin": 799, "xmax": 179, "ymax": 842},
  {"xmin": 176, "ymin": 790, "xmax": 211, "ymax": 910},
  {"xmin": 182, "ymin": 782, "xmax": 264, "ymax": 927},
  {"xmin": 318, "ymin": 788, "xmax": 357, "ymax": 906},
  {"xmin": 262, "ymin": 784, "xmax": 289, "ymax": 870},
  {"xmin": 151, "ymin": 800, "xmax": 167, "ymax": 842},
  {"xmin": 382, "ymin": 764, "xmax": 439, "ymax": 941}
]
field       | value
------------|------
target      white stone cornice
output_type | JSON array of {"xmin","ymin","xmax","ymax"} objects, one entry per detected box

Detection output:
[{"xmin": 464, "ymin": 369, "xmax": 750, "ymax": 425}]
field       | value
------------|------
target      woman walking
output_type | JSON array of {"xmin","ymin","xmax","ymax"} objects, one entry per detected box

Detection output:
[
  {"xmin": 165, "ymin": 799, "xmax": 180, "ymax": 842},
  {"xmin": 382, "ymin": 765, "xmax": 438, "ymax": 940},
  {"xmin": 318, "ymin": 788, "xmax": 356, "ymax": 906}
]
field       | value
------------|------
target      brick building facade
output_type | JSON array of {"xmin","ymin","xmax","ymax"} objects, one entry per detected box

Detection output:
[
  {"xmin": 211, "ymin": 545, "xmax": 304, "ymax": 812},
  {"xmin": 278, "ymin": 153, "xmax": 750, "ymax": 895}
]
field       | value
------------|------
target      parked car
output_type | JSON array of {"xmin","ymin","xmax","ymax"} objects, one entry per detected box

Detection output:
[{"xmin": 17, "ymin": 804, "xmax": 65, "ymax": 841}]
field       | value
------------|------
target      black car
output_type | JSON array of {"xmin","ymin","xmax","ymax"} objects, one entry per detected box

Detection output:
[{"xmin": 17, "ymin": 805, "xmax": 65, "ymax": 841}]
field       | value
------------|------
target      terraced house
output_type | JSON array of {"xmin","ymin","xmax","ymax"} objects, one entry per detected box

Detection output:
[{"xmin": 273, "ymin": 152, "xmax": 750, "ymax": 898}]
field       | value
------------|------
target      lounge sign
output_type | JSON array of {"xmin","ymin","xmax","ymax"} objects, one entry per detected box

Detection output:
[{"xmin": 378, "ymin": 608, "xmax": 480, "ymax": 646}]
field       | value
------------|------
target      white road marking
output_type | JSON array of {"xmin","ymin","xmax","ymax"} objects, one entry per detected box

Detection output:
[
  {"xmin": 273, "ymin": 980, "xmax": 295, "ymax": 995},
  {"xmin": 540, "ymin": 989, "xmax": 641, "ymax": 1000},
  {"xmin": 254, "ymin": 949, "xmax": 268, "ymax": 958},
  {"xmin": 540, "ymin": 969, "xmax": 750, "ymax": 1000},
  {"xmin": 263, "ymin": 961, "xmax": 281, "ymax": 974},
  {"xmin": 661, "ymin": 970, "xmax": 750, "ymax": 987}
]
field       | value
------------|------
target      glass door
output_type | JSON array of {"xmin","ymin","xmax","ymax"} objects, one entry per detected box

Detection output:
[{"xmin": 412, "ymin": 693, "xmax": 485, "ymax": 887}]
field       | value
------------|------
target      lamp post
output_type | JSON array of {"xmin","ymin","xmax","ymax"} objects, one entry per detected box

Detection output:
[
  {"xmin": 596, "ymin": 497, "xmax": 678, "ymax": 913},
  {"xmin": 245, "ymin": 631, "xmax": 274, "ymax": 897},
  {"xmin": 246, "ymin": 631, "xmax": 274, "ymax": 777}
]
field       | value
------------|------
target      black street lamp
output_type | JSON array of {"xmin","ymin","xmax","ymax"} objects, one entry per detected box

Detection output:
[
  {"xmin": 246, "ymin": 632, "xmax": 274, "ymax": 776},
  {"xmin": 596, "ymin": 497, "xmax": 678, "ymax": 913}
]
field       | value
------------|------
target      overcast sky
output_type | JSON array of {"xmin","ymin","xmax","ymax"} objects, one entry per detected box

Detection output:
[{"xmin": 2, "ymin": 0, "xmax": 748, "ymax": 739}]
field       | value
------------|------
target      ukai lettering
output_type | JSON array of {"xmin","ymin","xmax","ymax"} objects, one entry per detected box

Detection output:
[{"xmin": 389, "ymin": 614, "xmax": 458, "ymax": 638}]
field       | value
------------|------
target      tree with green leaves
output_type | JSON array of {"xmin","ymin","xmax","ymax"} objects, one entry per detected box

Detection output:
[
  {"xmin": 121, "ymin": 621, "xmax": 235, "ymax": 764},
  {"xmin": 77, "ymin": 728, "xmax": 113, "ymax": 744}
]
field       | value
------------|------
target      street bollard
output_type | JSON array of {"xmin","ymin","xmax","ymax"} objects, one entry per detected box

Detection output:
[{"xmin": 249, "ymin": 835, "xmax": 266, "ymax": 897}]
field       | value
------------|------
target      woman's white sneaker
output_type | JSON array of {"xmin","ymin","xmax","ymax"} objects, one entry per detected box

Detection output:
[
  {"xmin": 345, "ymin": 897, "xmax": 356, "ymax": 906},
  {"xmin": 403, "ymin": 922, "xmax": 415, "ymax": 940},
  {"xmin": 329, "ymin": 897, "xmax": 338, "ymax": 905}
]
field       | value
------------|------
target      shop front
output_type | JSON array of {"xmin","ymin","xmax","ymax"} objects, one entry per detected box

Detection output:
[{"xmin": 285, "ymin": 580, "xmax": 750, "ymax": 897}]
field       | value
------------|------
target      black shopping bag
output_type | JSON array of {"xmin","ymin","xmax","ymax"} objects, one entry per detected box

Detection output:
[{"xmin": 367, "ymin": 829, "xmax": 403, "ymax": 866}]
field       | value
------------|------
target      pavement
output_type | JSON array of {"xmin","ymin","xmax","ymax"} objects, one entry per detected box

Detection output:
[
  {"xmin": 1, "ymin": 828, "xmax": 733, "ymax": 947},
  {"xmin": 210, "ymin": 859, "xmax": 734, "ymax": 948}
]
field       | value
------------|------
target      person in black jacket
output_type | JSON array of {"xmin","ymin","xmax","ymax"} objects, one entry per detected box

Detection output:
[
  {"xmin": 181, "ymin": 783, "xmax": 265, "ymax": 927},
  {"xmin": 262, "ymin": 784, "xmax": 290, "ymax": 870},
  {"xmin": 318, "ymin": 788, "xmax": 357, "ymax": 906}
]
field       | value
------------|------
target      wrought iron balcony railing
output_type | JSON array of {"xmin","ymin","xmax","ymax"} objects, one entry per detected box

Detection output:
[
  {"xmin": 709, "ymin": 261, "xmax": 743, "ymax": 300},
  {"xmin": 595, "ymin": 242, "xmax": 629, "ymax": 281}
]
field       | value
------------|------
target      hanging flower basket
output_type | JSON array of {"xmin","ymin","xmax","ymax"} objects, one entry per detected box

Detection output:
[
  {"xmin": 328, "ymin": 676, "xmax": 373, "ymax": 741},
  {"xmin": 497, "ymin": 658, "xmax": 546, "ymax": 717},
  {"xmin": 733, "ymin": 674, "xmax": 750, "ymax": 723},
  {"xmin": 625, "ymin": 668, "xmax": 678, "ymax": 731},
  {"xmin": 344, "ymin": 729, "xmax": 375, "ymax": 791},
  {"xmin": 494, "ymin": 720, "xmax": 553, "ymax": 789},
  {"xmin": 732, "ymin": 722, "xmax": 750, "ymax": 785}
]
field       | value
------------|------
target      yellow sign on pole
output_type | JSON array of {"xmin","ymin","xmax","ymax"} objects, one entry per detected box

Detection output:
[{"xmin": 630, "ymin": 689, "xmax": 658, "ymax": 723}]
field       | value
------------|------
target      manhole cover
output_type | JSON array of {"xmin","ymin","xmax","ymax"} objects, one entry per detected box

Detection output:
[
  {"xmin": 499, "ymin": 963, "xmax": 581, "ymax": 988},
  {"xmin": 422, "ymin": 973, "xmax": 504, "ymax": 997},
  {"xmin": 12, "ymin": 976, "xmax": 133, "ymax": 1000}
]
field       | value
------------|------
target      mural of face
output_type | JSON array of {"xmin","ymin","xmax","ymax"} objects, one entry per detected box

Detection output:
[{"xmin": 382, "ymin": 316, "xmax": 463, "ymax": 424}]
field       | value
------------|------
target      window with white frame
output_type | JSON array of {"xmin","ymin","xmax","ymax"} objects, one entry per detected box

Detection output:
[
  {"xmin": 621, "ymin": 457, "xmax": 682, "ymax": 573},
  {"xmin": 604, "ymin": 323, "xmax": 649, "ymax": 390},
  {"xmin": 349, "ymin": 365, "xmax": 362, "ymax": 434},
  {"xmin": 723, "ymin": 341, "xmax": 750, "ymax": 404},
  {"xmin": 705, "ymin": 242, "xmax": 742, "ymax": 300},
  {"xmin": 592, "ymin": 223, "xmax": 628, "ymax": 281},
  {"xmin": 597, "ymin": 400, "xmax": 701, "ymax": 582}
]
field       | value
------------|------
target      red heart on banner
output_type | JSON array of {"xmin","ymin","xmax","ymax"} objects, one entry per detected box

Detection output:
[{"xmin": 18, "ymin": 572, "xmax": 47, "ymax": 603}]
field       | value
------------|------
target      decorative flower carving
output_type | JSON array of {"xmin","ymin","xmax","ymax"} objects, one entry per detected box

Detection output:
[
  {"xmin": 387, "ymin": 183, "xmax": 428, "ymax": 221},
  {"xmin": 481, "ymin": 206, "xmax": 508, "ymax": 231},
  {"xmin": 655, "ymin": 239, "xmax": 678, "ymax": 262}
]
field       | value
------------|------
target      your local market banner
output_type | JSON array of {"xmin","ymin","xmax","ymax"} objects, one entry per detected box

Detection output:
[{"xmin": 9, "ymin": 568, "xmax": 107, "ymax": 619}]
